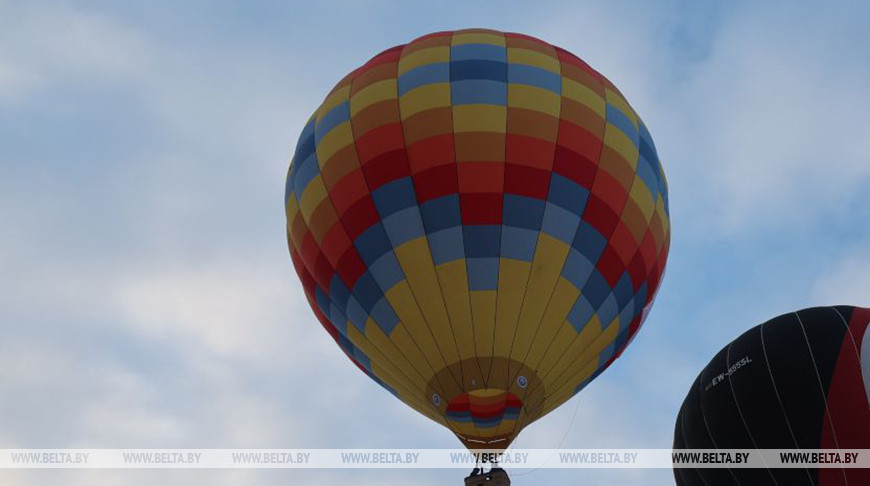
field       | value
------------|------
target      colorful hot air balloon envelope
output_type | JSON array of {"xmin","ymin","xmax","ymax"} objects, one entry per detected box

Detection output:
[
  {"xmin": 674, "ymin": 306, "xmax": 870, "ymax": 486},
  {"xmin": 285, "ymin": 29, "xmax": 670, "ymax": 449}
]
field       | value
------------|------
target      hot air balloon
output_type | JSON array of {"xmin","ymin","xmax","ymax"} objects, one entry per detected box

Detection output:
[
  {"xmin": 285, "ymin": 29, "xmax": 670, "ymax": 455},
  {"xmin": 674, "ymin": 306, "xmax": 870, "ymax": 486}
]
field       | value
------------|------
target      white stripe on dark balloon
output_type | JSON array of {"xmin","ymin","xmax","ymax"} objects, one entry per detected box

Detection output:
[
  {"xmin": 697, "ymin": 358, "xmax": 743, "ymax": 486},
  {"xmin": 725, "ymin": 338, "xmax": 779, "ymax": 485},
  {"xmin": 760, "ymin": 319, "xmax": 815, "ymax": 485},
  {"xmin": 794, "ymin": 309, "xmax": 848, "ymax": 486}
]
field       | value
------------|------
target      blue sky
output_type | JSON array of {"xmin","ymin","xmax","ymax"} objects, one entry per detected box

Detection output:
[{"xmin": 1, "ymin": 0, "xmax": 869, "ymax": 484}]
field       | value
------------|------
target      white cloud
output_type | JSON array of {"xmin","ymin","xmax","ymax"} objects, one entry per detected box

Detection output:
[
  {"xmin": 76, "ymin": 368, "xmax": 191, "ymax": 445},
  {"xmin": 0, "ymin": 338, "xmax": 189, "ymax": 448},
  {"xmin": 110, "ymin": 263, "xmax": 297, "ymax": 360},
  {"xmin": 812, "ymin": 246, "xmax": 870, "ymax": 308},
  {"xmin": 0, "ymin": 1, "xmax": 152, "ymax": 102},
  {"xmin": 677, "ymin": 3, "xmax": 870, "ymax": 230}
]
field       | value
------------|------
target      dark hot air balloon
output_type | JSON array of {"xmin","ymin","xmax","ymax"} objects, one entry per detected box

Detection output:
[{"xmin": 674, "ymin": 306, "xmax": 870, "ymax": 486}]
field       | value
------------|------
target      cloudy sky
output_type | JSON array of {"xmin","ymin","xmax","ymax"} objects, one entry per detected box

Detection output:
[{"xmin": 1, "ymin": 0, "xmax": 868, "ymax": 484}]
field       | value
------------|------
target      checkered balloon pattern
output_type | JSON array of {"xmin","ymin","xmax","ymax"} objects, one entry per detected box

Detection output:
[{"xmin": 285, "ymin": 29, "xmax": 670, "ymax": 449}]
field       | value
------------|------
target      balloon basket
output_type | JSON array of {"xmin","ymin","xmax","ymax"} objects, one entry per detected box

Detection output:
[{"xmin": 464, "ymin": 466, "xmax": 510, "ymax": 486}]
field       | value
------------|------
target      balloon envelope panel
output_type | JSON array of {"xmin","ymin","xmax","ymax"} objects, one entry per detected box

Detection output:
[
  {"xmin": 674, "ymin": 306, "xmax": 870, "ymax": 485},
  {"xmin": 285, "ymin": 29, "xmax": 670, "ymax": 448}
]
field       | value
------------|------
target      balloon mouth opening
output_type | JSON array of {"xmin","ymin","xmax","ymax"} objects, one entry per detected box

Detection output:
[
  {"xmin": 425, "ymin": 357, "xmax": 547, "ymax": 449},
  {"xmin": 446, "ymin": 389, "xmax": 523, "ymax": 422},
  {"xmin": 446, "ymin": 389, "xmax": 523, "ymax": 447},
  {"xmin": 459, "ymin": 435, "xmax": 513, "ymax": 450}
]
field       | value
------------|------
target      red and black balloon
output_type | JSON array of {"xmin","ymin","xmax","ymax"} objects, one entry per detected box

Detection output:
[{"xmin": 674, "ymin": 306, "xmax": 870, "ymax": 486}]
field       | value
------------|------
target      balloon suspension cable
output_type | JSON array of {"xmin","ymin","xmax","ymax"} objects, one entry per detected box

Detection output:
[{"xmin": 510, "ymin": 395, "xmax": 583, "ymax": 477}]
